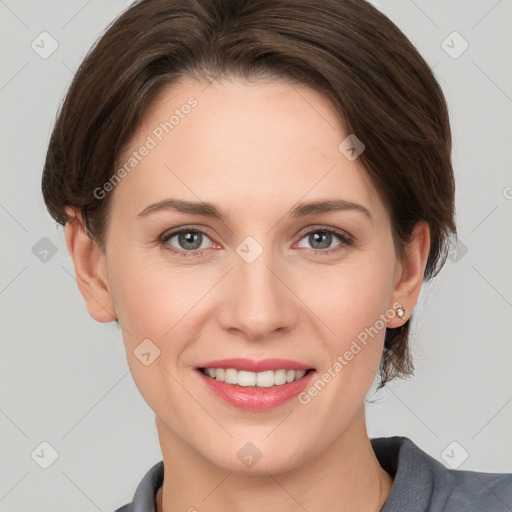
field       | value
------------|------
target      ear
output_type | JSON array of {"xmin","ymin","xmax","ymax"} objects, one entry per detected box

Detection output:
[
  {"xmin": 64, "ymin": 207, "xmax": 117, "ymax": 323},
  {"xmin": 387, "ymin": 220, "xmax": 430, "ymax": 327}
]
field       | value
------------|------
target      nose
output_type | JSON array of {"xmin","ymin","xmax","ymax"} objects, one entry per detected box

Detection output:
[{"xmin": 216, "ymin": 247, "xmax": 299, "ymax": 341}]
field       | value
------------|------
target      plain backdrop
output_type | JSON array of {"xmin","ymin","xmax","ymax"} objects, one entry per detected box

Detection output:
[{"xmin": 1, "ymin": 1, "xmax": 511, "ymax": 511}]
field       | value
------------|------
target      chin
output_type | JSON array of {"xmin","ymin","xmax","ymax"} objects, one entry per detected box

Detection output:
[{"xmin": 202, "ymin": 437, "xmax": 312, "ymax": 476}]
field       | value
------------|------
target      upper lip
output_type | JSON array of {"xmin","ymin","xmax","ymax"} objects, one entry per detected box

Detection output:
[{"xmin": 197, "ymin": 358, "xmax": 314, "ymax": 372}]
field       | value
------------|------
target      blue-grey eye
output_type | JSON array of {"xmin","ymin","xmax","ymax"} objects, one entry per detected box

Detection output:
[{"xmin": 165, "ymin": 230, "xmax": 212, "ymax": 251}]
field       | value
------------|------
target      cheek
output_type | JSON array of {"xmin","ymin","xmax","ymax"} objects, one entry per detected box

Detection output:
[
  {"xmin": 110, "ymin": 235, "xmax": 396, "ymax": 350},
  {"xmin": 304, "ymin": 252, "xmax": 396, "ymax": 341},
  {"xmin": 107, "ymin": 250, "xmax": 189, "ymax": 336},
  {"xmin": 107, "ymin": 257, "xmax": 199, "ymax": 414},
  {"xmin": 106, "ymin": 251, "xmax": 221, "ymax": 369},
  {"xmin": 295, "ymin": 246, "xmax": 397, "ymax": 407}
]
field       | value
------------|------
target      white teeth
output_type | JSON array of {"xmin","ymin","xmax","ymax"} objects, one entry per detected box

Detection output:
[
  {"xmin": 256, "ymin": 371, "xmax": 274, "ymax": 388},
  {"xmin": 237, "ymin": 370, "xmax": 256, "ymax": 387},
  {"xmin": 274, "ymin": 369, "xmax": 287, "ymax": 385},
  {"xmin": 202, "ymin": 367, "xmax": 310, "ymax": 387},
  {"xmin": 224, "ymin": 368, "xmax": 238, "ymax": 385}
]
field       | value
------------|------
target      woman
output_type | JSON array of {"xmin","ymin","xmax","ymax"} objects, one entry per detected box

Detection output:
[{"xmin": 41, "ymin": 0, "xmax": 512, "ymax": 510}]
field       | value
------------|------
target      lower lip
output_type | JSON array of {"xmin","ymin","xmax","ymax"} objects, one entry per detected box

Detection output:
[{"xmin": 197, "ymin": 370, "xmax": 316, "ymax": 411}]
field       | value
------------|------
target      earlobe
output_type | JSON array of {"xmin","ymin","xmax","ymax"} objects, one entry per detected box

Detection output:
[
  {"xmin": 387, "ymin": 221, "xmax": 430, "ymax": 328},
  {"xmin": 64, "ymin": 207, "xmax": 117, "ymax": 323}
]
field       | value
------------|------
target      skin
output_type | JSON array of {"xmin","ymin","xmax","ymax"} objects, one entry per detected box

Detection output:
[{"xmin": 64, "ymin": 76, "xmax": 430, "ymax": 511}]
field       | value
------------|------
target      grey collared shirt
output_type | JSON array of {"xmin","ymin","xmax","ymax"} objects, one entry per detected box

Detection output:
[{"xmin": 113, "ymin": 436, "xmax": 512, "ymax": 511}]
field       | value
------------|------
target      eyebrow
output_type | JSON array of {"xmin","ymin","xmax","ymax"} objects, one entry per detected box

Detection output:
[{"xmin": 137, "ymin": 198, "xmax": 373, "ymax": 223}]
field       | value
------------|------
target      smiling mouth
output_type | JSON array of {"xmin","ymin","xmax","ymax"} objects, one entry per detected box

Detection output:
[{"xmin": 198, "ymin": 367, "xmax": 315, "ymax": 388}]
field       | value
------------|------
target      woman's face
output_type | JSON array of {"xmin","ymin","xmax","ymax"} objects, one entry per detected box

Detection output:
[{"xmin": 98, "ymin": 76, "xmax": 406, "ymax": 474}]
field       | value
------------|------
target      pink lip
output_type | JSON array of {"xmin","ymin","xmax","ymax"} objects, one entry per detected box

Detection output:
[
  {"xmin": 197, "ymin": 358, "xmax": 312, "ymax": 372},
  {"xmin": 198, "ymin": 372, "xmax": 315, "ymax": 411}
]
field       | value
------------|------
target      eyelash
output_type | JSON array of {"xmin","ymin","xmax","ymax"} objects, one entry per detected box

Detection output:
[{"xmin": 158, "ymin": 226, "xmax": 354, "ymax": 258}]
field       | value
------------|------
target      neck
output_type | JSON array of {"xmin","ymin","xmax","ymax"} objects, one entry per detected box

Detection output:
[{"xmin": 156, "ymin": 407, "xmax": 393, "ymax": 512}]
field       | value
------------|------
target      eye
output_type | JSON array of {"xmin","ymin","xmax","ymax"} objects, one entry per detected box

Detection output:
[
  {"xmin": 296, "ymin": 227, "xmax": 353, "ymax": 254},
  {"xmin": 160, "ymin": 228, "xmax": 214, "ymax": 256},
  {"xmin": 158, "ymin": 225, "xmax": 354, "ymax": 258}
]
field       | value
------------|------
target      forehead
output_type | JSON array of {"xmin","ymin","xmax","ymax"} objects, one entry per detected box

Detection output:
[{"xmin": 110, "ymin": 75, "xmax": 382, "ymax": 220}]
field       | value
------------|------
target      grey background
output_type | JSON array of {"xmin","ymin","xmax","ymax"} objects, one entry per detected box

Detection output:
[{"xmin": 1, "ymin": 0, "xmax": 511, "ymax": 510}]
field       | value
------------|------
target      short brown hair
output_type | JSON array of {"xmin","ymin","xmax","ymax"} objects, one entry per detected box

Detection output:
[{"xmin": 41, "ymin": 0, "xmax": 457, "ymax": 387}]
